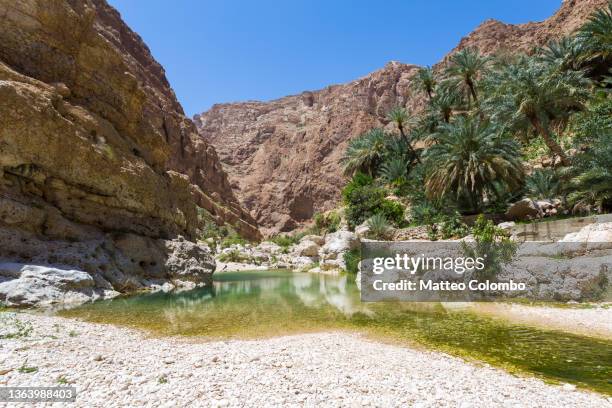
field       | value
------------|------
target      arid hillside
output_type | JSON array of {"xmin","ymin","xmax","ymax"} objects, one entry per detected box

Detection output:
[
  {"xmin": 196, "ymin": 0, "xmax": 608, "ymax": 236},
  {"xmin": 0, "ymin": 0, "xmax": 259, "ymax": 300}
]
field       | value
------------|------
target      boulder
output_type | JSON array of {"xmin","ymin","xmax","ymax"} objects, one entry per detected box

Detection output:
[
  {"xmin": 497, "ymin": 221, "xmax": 516, "ymax": 231},
  {"xmin": 319, "ymin": 230, "xmax": 359, "ymax": 271},
  {"xmin": 300, "ymin": 235, "xmax": 325, "ymax": 246},
  {"xmin": 560, "ymin": 222, "xmax": 612, "ymax": 250},
  {"xmin": 164, "ymin": 237, "xmax": 215, "ymax": 286},
  {"xmin": 535, "ymin": 199, "xmax": 554, "ymax": 212},
  {"xmin": 257, "ymin": 241, "xmax": 283, "ymax": 255},
  {"xmin": 292, "ymin": 256, "xmax": 317, "ymax": 272},
  {"xmin": 505, "ymin": 199, "xmax": 542, "ymax": 221},
  {"xmin": 0, "ymin": 263, "xmax": 119, "ymax": 307},
  {"xmin": 292, "ymin": 239, "xmax": 320, "ymax": 257},
  {"xmin": 354, "ymin": 222, "xmax": 370, "ymax": 239}
]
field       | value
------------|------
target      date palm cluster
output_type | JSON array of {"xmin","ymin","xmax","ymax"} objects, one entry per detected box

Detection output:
[{"xmin": 342, "ymin": 1, "xmax": 611, "ymax": 216}]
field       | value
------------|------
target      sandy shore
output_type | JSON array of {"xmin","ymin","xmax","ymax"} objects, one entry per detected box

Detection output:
[
  {"xmin": 0, "ymin": 313, "xmax": 609, "ymax": 407},
  {"xmin": 473, "ymin": 303, "xmax": 612, "ymax": 339}
]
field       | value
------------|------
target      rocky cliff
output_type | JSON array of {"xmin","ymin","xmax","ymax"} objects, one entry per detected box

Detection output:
[
  {"xmin": 0, "ymin": 0, "xmax": 258, "ymax": 306},
  {"xmin": 196, "ymin": 0, "xmax": 608, "ymax": 236},
  {"xmin": 196, "ymin": 62, "xmax": 421, "ymax": 236}
]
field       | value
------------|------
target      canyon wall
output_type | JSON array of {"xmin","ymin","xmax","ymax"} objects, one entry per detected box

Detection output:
[
  {"xmin": 0, "ymin": 0, "xmax": 259, "ymax": 305},
  {"xmin": 196, "ymin": 0, "xmax": 607, "ymax": 236}
]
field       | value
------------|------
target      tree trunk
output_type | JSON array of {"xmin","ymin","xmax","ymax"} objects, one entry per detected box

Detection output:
[
  {"xmin": 398, "ymin": 125, "xmax": 421, "ymax": 164},
  {"xmin": 466, "ymin": 78, "xmax": 478, "ymax": 105},
  {"xmin": 531, "ymin": 117, "xmax": 570, "ymax": 166}
]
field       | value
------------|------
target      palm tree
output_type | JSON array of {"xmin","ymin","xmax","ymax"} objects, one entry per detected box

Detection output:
[
  {"xmin": 539, "ymin": 37, "xmax": 583, "ymax": 72},
  {"xmin": 484, "ymin": 57, "xmax": 591, "ymax": 166},
  {"xmin": 428, "ymin": 84, "xmax": 463, "ymax": 123},
  {"xmin": 380, "ymin": 158, "xmax": 408, "ymax": 185},
  {"xmin": 424, "ymin": 116, "xmax": 524, "ymax": 212},
  {"xmin": 565, "ymin": 131, "xmax": 612, "ymax": 213},
  {"xmin": 576, "ymin": 1, "xmax": 612, "ymax": 64},
  {"xmin": 414, "ymin": 67, "xmax": 436, "ymax": 100},
  {"xmin": 387, "ymin": 106, "xmax": 421, "ymax": 163},
  {"xmin": 387, "ymin": 107, "xmax": 411, "ymax": 140},
  {"xmin": 446, "ymin": 48, "xmax": 489, "ymax": 106},
  {"xmin": 366, "ymin": 213, "xmax": 392, "ymax": 240},
  {"xmin": 342, "ymin": 128, "xmax": 387, "ymax": 176},
  {"xmin": 525, "ymin": 168, "xmax": 561, "ymax": 199}
]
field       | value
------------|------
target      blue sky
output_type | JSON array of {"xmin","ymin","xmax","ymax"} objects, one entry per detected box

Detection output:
[{"xmin": 108, "ymin": 0, "xmax": 562, "ymax": 117}]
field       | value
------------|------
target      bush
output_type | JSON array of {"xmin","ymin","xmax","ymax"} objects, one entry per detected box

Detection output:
[
  {"xmin": 269, "ymin": 232, "xmax": 306, "ymax": 249},
  {"xmin": 219, "ymin": 235, "xmax": 249, "ymax": 249},
  {"xmin": 461, "ymin": 215, "xmax": 517, "ymax": 282},
  {"xmin": 525, "ymin": 169, "xmax": 561, "ymax": 199},
  {"xmin": 438, "ymin": 212, "xmax": 469, "ymax": 239},
  {"xmin": 366, "ymin": 214, "xmax": 392, "ymax": 240},
  {"xmin": 342, "ymin": 173, "xmax": 405, "ymax": 230},
  {"xmin": 344, "ymin": 184, "xmax": 386, "ymax": 229},
  {"xmin": 409, "ymin": 202, "xmax": 441, "ymax": 225},
  {"xmin": 378, "ymin": 200, "xmax": 405, "ymax": 226},
  {"xmin": 341, "ymin": 172, "xmax": 374, "ymax": 202},
  {"xmin": 344, "ymin": 247, "xmax": 361, "ymax": 275},
  {"xmin": 217, "ymin": 249, "xmax": 258, "ymax": 264},
  {"xmin": 314, "ymin": 211, "xmax": 341, "ymax": 234}
]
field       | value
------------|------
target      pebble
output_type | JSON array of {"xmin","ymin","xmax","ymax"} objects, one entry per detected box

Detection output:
[{"xmin": 0, "ymin": 313, "xmax": 609, "ymax": 408}]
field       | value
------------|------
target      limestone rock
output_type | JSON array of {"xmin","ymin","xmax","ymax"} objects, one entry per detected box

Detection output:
[
  {"xmin": 0, "ymin": 263, "xmax": 119, "ymax": 307},
  {"xmin": 0, "ymin": 0, "xmax": 261, "ymax": 304},
  {"xmin": 300, "ymin": 235, "xmax": 325, "ymax": 246},
  {"xmin": 354, "ymin": 222, "xmax": 370, "ymax": 239},
  {"xmin": 256, "ymin": 241, "xmax": 283, "ymax": 255},
  {"xmin": 506, "ymin": 199, "xmax": 542, "ymax": 221},
  {"xmin": 560, "ymin": 222, "xmax": 612, "ymax": 250},
  {"xmin": 319, "ymin": 230, "xmax": 359, "ymax": 271},
  {"xmin": 164, "ymin": 237, "xmax": 215, "ymax": 285},
  {"xmin": 292, "ymin": 239, "xmax": 320, "ymax": 257}
]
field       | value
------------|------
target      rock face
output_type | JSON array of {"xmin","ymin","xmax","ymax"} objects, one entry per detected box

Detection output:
[
  {"xmin": 0, "ymin": 0, "xmax": 251, "ymax": 305},
  {"xmin": 444, "ymin": 0, "xmax": 609, "ymax": 60},
  {"xmin": 196, "ymin": 0, "xmax": 607, "ymax": 235},
  {"xmin": 196, "ymin": 62, "xmax": 421, "ymax": 235}
]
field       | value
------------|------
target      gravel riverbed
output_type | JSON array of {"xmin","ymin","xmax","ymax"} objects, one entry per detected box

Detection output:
[{"xmin": 0, "ymin": 313, "xmax": 610, "ymax": 407}]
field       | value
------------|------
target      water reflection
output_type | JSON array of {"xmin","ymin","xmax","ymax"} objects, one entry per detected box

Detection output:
[{"xmin": 60, "ymin": 270, "xmax": 612, "ymax": 394}]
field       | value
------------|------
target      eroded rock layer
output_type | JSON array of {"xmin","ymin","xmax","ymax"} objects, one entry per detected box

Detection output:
[
  {"xmin": 0, "ymin": 0, "xmax": 259, "ymax": 305},
  {"xmin": 196, "ymin": 0, "xmax": 607, "ymax": 235}
]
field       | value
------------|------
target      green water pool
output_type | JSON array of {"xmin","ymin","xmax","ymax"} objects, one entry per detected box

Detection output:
[{"xmin": 59, "ymin": 270, "xmax": 612, "ymax": 394}]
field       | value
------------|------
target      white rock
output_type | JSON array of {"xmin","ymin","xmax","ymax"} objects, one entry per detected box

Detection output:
[
  {"xmin": 0, "ymin": 263, "xmax": 118, "ymax": 307},
  {"xmin": 292, "ymin": 240, "xmax": 320, "ymax": 257},
  {"xmin": 559, "ymin": 222, "xmax": 612, "ymax": 250},
  {"xmin": 300, "ymin": 235, "xmax": 325, "ymax": 246},
  {"xmin": 354, "ymin": 222, "xmax": 370, "ymax": 239}
]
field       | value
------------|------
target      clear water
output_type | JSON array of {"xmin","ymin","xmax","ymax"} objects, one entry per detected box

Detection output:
[{"xmin": 59, "ymin": 270, "xmax": 612, "ymax": 394}]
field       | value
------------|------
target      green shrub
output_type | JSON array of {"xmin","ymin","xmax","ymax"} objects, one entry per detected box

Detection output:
[
  {"xmin": 344, "ymin": 184, "xmax": 386, "ymax": 229},
  {"xmin": 219, "ymin": 235, "xmax": 249, "ymax": 249},
  {"xmin": 217, "ymin": 249, "xmax": 257, "ymax": 264},
  {"xmin": 378, "ymin": 200, "xmax": 405, "ymax": 227},
  {"xmin": 409, "ymin": 202, "xmax": 440, "ymax": 226},
  {"xmin": 525, "ymin": 168, "xmax": 561, "ymax": 199},
  {"xmin": 461, "ymin": 215, "xmax": 517, "ymax": 282},
  {"xmin": 438, "ymin": 212, "xmax": 469, "ymax": 239},
  {"xmin": 344, "ymin": 247, "xmax": 361, "ymax": 275},
  {"xmin": 341, "ymin": 172, "xmax": 374, "ymax": 203},
  {"xmin": 269, "ymin": 231, "xmax": 307, "ymax": 249},
  {"xmin": 366, "ymin": 214, "xmax": 392, "ymax": 240},
  {"xmin": 342, "ymin": 173, "xmax": 405, "ymax": 230},
  {"xmin": 314, "ymin": 211, "xmax": 341, "ymax": 234}
]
